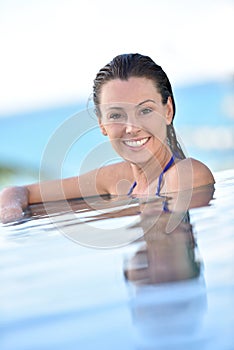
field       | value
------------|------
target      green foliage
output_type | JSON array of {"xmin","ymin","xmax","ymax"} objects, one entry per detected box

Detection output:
[{"xmin": 0, "ymin": 164, "xmax": 39, "ymax": 190}]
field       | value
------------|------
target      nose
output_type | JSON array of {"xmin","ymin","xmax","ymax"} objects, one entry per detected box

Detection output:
[
  {"xmin": 125, "ymin": 123, "xmax": 141, "ymax": 135},
  {"xmin": 125, "ymin": 114, "xmax": 141, "ymax": 135}
]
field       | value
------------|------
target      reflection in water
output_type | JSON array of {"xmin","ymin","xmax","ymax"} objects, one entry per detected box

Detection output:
[
  {"xmin": 125, "ymin": 212, "xmax": 200, "ymax": 284},
  {"xmin": 1, "ymin": 179, "xmax": 233, "ymax": 349},
  {"xmin": 124, "ymin": 209, "xmax": 208, "ymax": 349},
  {"xmin": 1, "ymin": 184, "xmax": 217, "ymax": 349}
]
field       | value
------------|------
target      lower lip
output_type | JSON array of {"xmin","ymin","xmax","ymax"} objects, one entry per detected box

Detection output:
[{"xmin": 123, "ymin": 137, "xmax": 150, "ymax": 150}]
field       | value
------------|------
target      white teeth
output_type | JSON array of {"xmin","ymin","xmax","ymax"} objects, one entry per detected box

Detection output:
[{"xmin": 124, "ymin": 137, "xmax": 149, "ymax": 147}]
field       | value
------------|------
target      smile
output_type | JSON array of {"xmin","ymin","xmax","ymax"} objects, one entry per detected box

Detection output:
[{"xmin": 123, "ymin": 137, "xmax": 150, "ymax": 148}]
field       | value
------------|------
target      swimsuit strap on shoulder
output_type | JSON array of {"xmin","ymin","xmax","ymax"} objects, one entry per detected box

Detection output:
[
  {"xmin": 156, "ymin": 155, "xmax": 175, "ymax": 196},
  {"xmin": 127, "ymin": 155, "xmax": 175, "ymax": 197},
  {"xmin": 127, "ymin": 181, "xmax": 137, "ymax": 196}
]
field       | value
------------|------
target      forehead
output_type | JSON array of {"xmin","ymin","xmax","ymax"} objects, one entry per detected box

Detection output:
[{"xmin": 100, "ymin": 77, "xmax": 161, "ymax": 105}]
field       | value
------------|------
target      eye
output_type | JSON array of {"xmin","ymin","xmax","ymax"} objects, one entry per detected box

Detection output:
[
  {"xmin": 108, "ymin": 111, "xmax": 126, "ymax": 121},
  {"xmin": 109, "ymin": 113, "xmax": 122, "ymax": 119},
  {"xmin": 140, "ymin": 107, "xmax": 153, "ymax": 115}
]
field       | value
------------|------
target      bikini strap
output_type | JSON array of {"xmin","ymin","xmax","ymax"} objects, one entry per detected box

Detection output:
[
  {"xmin": 156, "ymin": 155, "xmax": 175, "ymax": 196},
  {"xmin": 127, "ymin": 181, "xmax": 137, "ymax": 196},
  {"xmin": 127, "ymin": 155, "xmax": 175, "ymax": 197}
]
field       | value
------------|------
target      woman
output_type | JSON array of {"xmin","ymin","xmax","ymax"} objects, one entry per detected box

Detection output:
[{"xmin": 0, "ymin": 53, "xmax": 215, "ymax": 223}]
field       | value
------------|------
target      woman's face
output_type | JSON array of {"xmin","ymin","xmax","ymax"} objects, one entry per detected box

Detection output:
[{"xmin": 98, "ymin": 77, "xmax": 173, "ymax": 165}]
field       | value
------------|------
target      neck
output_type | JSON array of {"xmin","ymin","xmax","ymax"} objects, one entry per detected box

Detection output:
[{"xmin": 130, "ymin": 145, "xmax": 173, "ymax": 195}]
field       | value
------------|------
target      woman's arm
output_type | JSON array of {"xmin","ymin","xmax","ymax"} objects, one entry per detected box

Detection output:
[
  {"xmin": 0, "ymin": 167, "xmax": 109, "ymax": 224},
  {"xmin": 0, "ymin": 161, "xmax": 131, "ymax": 224}
]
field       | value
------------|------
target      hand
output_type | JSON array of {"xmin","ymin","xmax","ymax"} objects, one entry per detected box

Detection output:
[{"xmin": 0, "ymin": 186, "xmax": 29, "ymax": 224}]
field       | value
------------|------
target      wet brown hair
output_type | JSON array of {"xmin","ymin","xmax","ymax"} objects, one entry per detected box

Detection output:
[{"xmin": 93, "ymin": 53, "xmax": 185, "ymax": 159}]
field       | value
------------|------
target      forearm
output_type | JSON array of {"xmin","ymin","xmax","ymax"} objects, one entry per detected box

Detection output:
[
  {"xmin": 0, "ymin": 167, "xmax": 107, "ymax": 223},
  {"xmin": 27, "ymin": 176, "xmax": 84, "ymax": 204},
  {"xmin": 0, "ymin": 176, "xmax": 80, "ymax": 223}
]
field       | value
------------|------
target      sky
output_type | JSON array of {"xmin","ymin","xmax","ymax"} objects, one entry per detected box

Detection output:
[{"xmin": 0, "ymin": 0, "xmax": 233, "ymax": 115}]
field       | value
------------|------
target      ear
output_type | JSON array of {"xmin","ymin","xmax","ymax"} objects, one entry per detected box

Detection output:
[
  {"xmin": 165, "ymin": 96, "xmax": 174, "ymax": 125},
  {"xmin": 98, "ymin": 118, "xmax": 108, "ymax": 136}
]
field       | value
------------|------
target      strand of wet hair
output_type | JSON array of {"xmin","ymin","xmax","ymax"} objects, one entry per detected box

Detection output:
[{"xmin": 167, "ymin": 124, "xmax": 186, "ymax": 160}]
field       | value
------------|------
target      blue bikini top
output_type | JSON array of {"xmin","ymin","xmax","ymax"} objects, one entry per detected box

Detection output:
[{"xmin": 127, "ymin": 155, "xmax": 175, "ymax": 197}]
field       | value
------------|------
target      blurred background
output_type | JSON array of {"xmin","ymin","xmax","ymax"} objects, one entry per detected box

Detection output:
[{"xmin": 0, "ymin": 0, "xmax": 233, "ymax": 188}]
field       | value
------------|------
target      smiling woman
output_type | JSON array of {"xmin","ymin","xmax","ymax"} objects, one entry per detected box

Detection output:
[
  {"xmin": 98, "ymin": 77, "xmax": 174, "ymax": 168},
  {"xmin": 0, "ymin": 53, "xmax": 215, "ymax": 224}
]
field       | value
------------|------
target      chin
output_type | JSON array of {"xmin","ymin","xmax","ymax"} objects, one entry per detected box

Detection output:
[{"xmin": 123, "ymin": 154, "xmax": 153, "ymax": 167}]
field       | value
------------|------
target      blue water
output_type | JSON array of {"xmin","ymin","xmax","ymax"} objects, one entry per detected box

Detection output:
[{"xmin": 0, "ymin": 170, "xmax": 234, "ymax": 350}]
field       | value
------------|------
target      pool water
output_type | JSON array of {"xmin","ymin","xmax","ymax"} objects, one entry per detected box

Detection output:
[{"xmin": 0, "ymin": 169, "xmax": 234, "ymax": 350}]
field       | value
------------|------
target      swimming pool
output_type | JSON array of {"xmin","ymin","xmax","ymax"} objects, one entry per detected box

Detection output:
[{"xmin": 0, "ymin": 169, "xmax": 233, "ymax": 350}]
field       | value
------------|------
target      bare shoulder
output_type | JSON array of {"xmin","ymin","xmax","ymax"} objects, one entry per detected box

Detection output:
[
  {"xmin": 189, "ymin": 158, "xmax": 215, "ymax": 185},
  {"xmin": 98, "ymin": 161, "xmax": 132, "ymax": 177},
  {"xmin": 165, "ymin": 157, "xmax": 215, "ymax": 192},
  {"xmin": 96, "ymin": 161, "xmax": 133, "ymax": 195}
]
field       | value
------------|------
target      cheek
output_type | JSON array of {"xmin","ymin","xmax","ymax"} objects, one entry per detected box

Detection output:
[
  {"xmin": 147, "ymin": 117, "xmax": 167, "ymax": 141},
  {"xmin": 104, "ymin": 124, "xmax": 123, "ymax": 139}
]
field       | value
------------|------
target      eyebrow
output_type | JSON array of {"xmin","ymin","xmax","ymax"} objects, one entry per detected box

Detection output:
[
  {"xmin": 105, "ymin": 99, "xmax": 157, "ymax": 110},
  {"xmin": 106, "ymin": 106, "xmax": 124, "ymax": 110},
  {"xmin": 137, "ymin": 99, "xmax": 157, "ymax": 106}
]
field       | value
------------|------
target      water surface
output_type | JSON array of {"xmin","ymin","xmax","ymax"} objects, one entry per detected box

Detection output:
[{"xmin": 0, "ymin": 169, "xmax": 233, "ymax": 350}]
